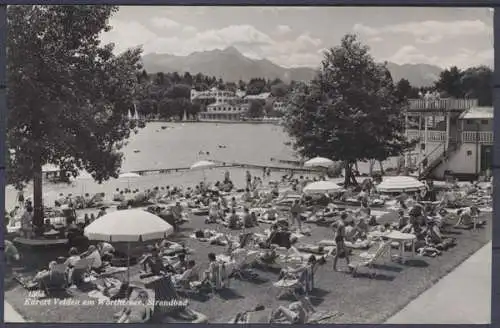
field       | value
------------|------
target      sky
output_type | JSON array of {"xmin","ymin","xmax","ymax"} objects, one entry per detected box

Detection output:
[{"xmin": 100, "ymin": 6, "xmax": 494, "ymax": 69}]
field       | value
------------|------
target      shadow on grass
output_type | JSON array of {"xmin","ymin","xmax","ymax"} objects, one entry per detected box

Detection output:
[
  {"xmin": 217, "ymin": 288, "xmax": 244, "ymax": 300},
  {"xmin": 372, "ymin": 264, "xmax": 403, "ymax": 273},
  {"xmin": 352, "ymin": 272, "xmax": 396, "ymax": 281},
  {"xmin": 179, "ymin": 291, "xmax": 211, "ymax": 302},
  {"xmin": 253, "ymin": 262, "xmax": 282, "ymax": 274},
  {"xmin": 402, "ymin": 258, "xmax": 429, "ymax": 268}
]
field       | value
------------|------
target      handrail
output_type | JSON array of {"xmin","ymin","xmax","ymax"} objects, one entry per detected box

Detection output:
[{"xmin": 416, "ymin": 142, "xmax": 446, "ymax": 168}]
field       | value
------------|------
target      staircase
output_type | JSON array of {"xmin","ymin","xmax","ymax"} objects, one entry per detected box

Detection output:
[{"xmin": 418, "ymin": 142, "xmax": 458, "ymax": 179}]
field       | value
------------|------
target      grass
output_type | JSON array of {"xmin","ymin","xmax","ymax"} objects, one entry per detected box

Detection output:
[{"xmin": 5, "ymin": 209, "xmax": 491, "ymax": 323}]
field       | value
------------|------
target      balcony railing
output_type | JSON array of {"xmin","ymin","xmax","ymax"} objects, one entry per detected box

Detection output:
[
  {"xmin": 408, "ymin": 98, "xmax": 478, "ymax": 112},
  {"xmin": 462, "ymin": 131, "xmax": 493, "ymax": 144},
  {"xmin": 406, "ymin": 130, "xmax": 447, "ymax": 142}
]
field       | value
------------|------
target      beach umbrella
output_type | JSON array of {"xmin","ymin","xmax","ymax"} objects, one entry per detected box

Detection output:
[
  {"xmin": 119, "ymin": 172, "xmax": 140, "ymax": 189},
  {"xmin": 303, "ymin": 180, "xmax": 343, "ymax": 194},
  {"xmin": 377, "ymin": 176, "xmax": 425, "ymax": 193},
  {"xmin": 304, "ymin": 157, "xmax": 334, "ymax": 168},
  {"xmin": 190, "ymin": 160, "xmax": 216, "ymax": 182},
  {"xmin": 84, "ymin": 209, "xmax": 174, "ymax": 281}
]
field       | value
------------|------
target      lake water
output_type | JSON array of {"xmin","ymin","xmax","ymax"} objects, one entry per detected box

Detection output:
[{"xmin": 5, "ymin": 122, "xmax": 398, "ymax": 209}]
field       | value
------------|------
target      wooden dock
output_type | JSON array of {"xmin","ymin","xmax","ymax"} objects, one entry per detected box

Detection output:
[{"xmin": 129, "ymin": 160, "xmax": 321, "ymax": 177}]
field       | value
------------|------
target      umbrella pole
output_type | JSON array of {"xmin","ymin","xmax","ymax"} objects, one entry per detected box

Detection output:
[{"xmin": 127, "ymin": 241, "xmax": 130, "ymax": 283}]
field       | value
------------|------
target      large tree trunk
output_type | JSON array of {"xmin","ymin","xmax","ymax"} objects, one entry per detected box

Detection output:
[
  {"xmin": 368, "ymin": 159, "xmax": 376, "ymax": 176},
  {"xmin": 344, "ymin": 161, "xmax": 358, "ymax": 186},
  {"xmin": 32, "ymin": 157, "xmax": 44, "ymax": 232},
  {"xmin": 343, "ymin": 160, "xmax": 351, "ymax": 186},
  {"xmin": 378, "ymin": 161, "xmax": 385, "ymax": 175}
]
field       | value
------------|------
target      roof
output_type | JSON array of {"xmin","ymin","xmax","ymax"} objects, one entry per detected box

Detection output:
[
  {"xmin": 459, "ymin": 106, "xmax": 493, "ymax": 120},
  {"xmin": 244, "ymin": 92, "xmax": 271, "ymax": 100}
]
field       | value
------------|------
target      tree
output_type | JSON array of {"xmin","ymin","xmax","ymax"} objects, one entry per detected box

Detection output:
[
  {"xmin": 283, "ymin": 34, "xmax": 414, "ymax": 186},
  {"xmin": 246, "ymin": 78, "xmax": 267, "ymax": 95},
  {"xmin": 270, "ymin": 83, "xmax": 288, "ymax": 98},
  {"xmin": 7, "ymin": 5, "xmax": 142, "ymax": 227},
  {"xmin": 461, "ymin": 66, "xmax": 492, "ymax": 106},
  {"xmin": 434, "ymin": 66, "xmax": 464, "ymax": 98},
  {"xmin": 394, "ymin": 78, "xmax": 419, "ymax": 104},
  {"xmin": 247, "ymin": 100, "xmax": 265, "ymax": 118}
]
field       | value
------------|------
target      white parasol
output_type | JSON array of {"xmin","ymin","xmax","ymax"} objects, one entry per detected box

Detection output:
[
  {"xmin": 119, "ymin": 172, "xmax": 141, "ymax": 189},
  {"xmin": 304, "ymin": 157, "xmax": 334, "ymax": 168},
  {"xmin": 190, "ymin": 160, "xmax": 216, "ymax": 182},
  {"xmin": 377, "ymin": 176, "xmax": 425, "ymax": 193},
  {"xmin": 84, "ymin": 209, "xmax": 174, "ymax": 281},
  {"xmin": 303, "ymin": 180, "xmax": 343, "ymax": 194}
]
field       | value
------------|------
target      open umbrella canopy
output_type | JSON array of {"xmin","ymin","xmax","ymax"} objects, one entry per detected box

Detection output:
[
  {"xmin": 377, "ymin": 176, "xmax": 425, "ymax": 193},
  {"xmin": 119, "ymin": 172, "xmax": 141, "ymax": 179},
  {"xmin": 304, "ymin": 157, "xmax": 334, "ymax": 168},
  {"xmin": 190, "ymin": 160, "xmax": 216, "ymax": 170},
  {"xmin": 84, "ymin": 209, "xmax": 174, "ymax": 242},
  {"xmin": 303, "ymin": 180, "xmax": 343, "ymax": 194}
]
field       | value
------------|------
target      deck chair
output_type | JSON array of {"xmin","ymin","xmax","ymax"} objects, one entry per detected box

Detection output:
[
  {"xmin": 39, "ymin": 264, "xmax": 68, "ymax": 296},
  {"xmin": 348, "ymin": 241, "xmax": 391, "ymax": 278},
  {"xmin": 230, "ymin": 251, "xmax": 259, "ymax": 280},
  {"xmin": 205, "ymin": 261, "xmax": 229, "ymax": 292}
]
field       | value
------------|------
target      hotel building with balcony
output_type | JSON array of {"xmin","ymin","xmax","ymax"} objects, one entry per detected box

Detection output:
[{"xmin": 404, "ymin": 98, "xmax": 493, "ymax": 180}]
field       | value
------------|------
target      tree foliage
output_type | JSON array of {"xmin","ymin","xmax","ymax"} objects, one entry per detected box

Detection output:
[
  {"xmin": 7, "ymin": 5, "xmax": 142, "ymax": 225},
  {"xmin": 434, "ymin": 65, "xmax": 492, "ymax": 106},
  {"xmin": 283, "ymin": 34, "xmax": 414, "ymax": 185}
]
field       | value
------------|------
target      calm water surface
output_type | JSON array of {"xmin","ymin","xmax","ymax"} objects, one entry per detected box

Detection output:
[{"xmin": 5, "ymin": 122, "xmax": 397, "ymax": 208}]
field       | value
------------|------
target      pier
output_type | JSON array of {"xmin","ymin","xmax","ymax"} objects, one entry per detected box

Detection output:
[{"xmin": 129, "ymin": 159, "xmax": 322, "ymax": 177}]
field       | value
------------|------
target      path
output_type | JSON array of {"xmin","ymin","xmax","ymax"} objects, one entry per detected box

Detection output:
[
  {"xmin": 5, "ymin": 301, "xmax": 27, "ymax": 322},
  {"xmin": 386, "ymin": 242, "xmax": 491, "ymax": 324}
]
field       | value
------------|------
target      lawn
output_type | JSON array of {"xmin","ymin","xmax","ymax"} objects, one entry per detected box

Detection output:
[{"xmin": 5, "ymin": 209, "xmax": 492, "ymax": 323}]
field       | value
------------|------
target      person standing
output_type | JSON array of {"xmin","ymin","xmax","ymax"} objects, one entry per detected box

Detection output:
[
  {"xmin": 21, "ymin": 205, "xmax": 33, "ymax": 239},
  {"xmin": 333, "ymin": 213, "xmax": 350, "ymax": 271},
  {"xmin": 246, "ymin": 170, "xmax": 252, "ymax": 190},
  {"xmin": 290, "ymin": 199, "xmax": 303, "ymax": 232},
  {"xmin": 17, "ymin": 189, "xmax": 25, "ymax": 208}
]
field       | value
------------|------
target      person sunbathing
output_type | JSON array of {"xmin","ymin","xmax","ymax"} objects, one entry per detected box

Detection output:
[
  {"xmin": 143, "ymin": 248, "xmax": 168, "ymax": 276},
  {"xmin": 270, "ymin": 296, "xmax": 314, "ymax": 324},
  {"xmin": 97, "ymin": 241, "xmax": 115, "ymax": 262},
  {"xmin": 81, "ymin": 245, "xmax": 104, "ymax": 273},
  {"xmin": 239, "ymin": 208, "xmax": 257, "ymax": 229},
  {"xmin": 32, "ymin": 261, "xmax": 60, "ymax": 289},
  {"xmin": 116, "ymin": 289, "xmax": 152, "ymax": 323},
  {"xmin": 172, "ymin": 253, "xmax": 188, "ymax": 273},
  {"xmin": 228, "ymin": 209, "xmax": 242, "ymax": 230},
  {"xmin": 353, "ymin": 218, "xmax": 369, "ymax": 239}
]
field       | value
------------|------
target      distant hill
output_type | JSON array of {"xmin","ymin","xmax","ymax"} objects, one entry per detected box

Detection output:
[{"xmin": 141, "ymin": 46, "xmax": 441, "ymax": 87}]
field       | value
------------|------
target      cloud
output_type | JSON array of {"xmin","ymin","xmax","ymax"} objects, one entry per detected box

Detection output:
[
  {"xmin": 101, "ymin": 19, "xmax": 324, "ymax": 67},
  {"xmin": 150, "ymin": 17, "xmax": 181, "ymax": 29},
  {"xmin": 276, "ymin": 24, "xmax": 292, "ymax": 34},
  {"xmin": 354, "ymin": 20, "xmax": 490, "ymax": 44},
  {"xmin": 388, "ymin": 45, "xmax": 493, "ymax": 68},
  {"xmin": 369, "ymin": 36, "xmax": 383, "ymax": 43}
]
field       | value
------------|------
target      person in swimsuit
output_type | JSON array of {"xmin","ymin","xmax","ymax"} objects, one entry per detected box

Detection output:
[{"xmin": 333, "ymin": 213, "xmax": 350, "ymax": 271}]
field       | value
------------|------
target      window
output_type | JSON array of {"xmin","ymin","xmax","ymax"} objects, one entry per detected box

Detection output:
[
  {"xmin": 420, "ymin": 143, "xmax": 426, "ymax": 150},
  {"xmin": 467, "ymin": 150, "xmax": 473, "ymax": 156},
  {"xmin": 481, "ymin": 120, "xmax": 488, "ymax": 125},
  {"xmin": 466, "ymin": 119, "xmax": 473, "ymax": 125}
]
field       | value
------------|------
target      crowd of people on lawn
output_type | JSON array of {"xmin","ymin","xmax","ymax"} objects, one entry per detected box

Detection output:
[{"xmin": 4, "ymin": 169, "xmax": 492, "ymax": 323}]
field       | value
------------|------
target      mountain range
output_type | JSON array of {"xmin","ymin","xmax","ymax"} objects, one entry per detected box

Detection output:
[{"xmin": 141, "ymin": 46, "xmax": 442, "ymax": 88}]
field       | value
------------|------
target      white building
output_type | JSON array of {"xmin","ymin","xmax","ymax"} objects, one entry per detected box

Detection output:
[
  {"xmin": 190, "ymin": 87, "xmax": 237, "ymax": 103},
  {"xmin": 272, "ymin": 100, "xmax": 287, "ymax": 112},
  {"xmin": 404, "ymin": 98, "xmax": 493, "ymax": 180}
]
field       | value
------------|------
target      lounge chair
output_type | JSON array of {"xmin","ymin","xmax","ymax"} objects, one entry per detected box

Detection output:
[
  {"xmin": 348, "ymin": 241, "xmax": 391, "ymax": 278},
  {"xmin": 205, "ymin": 261, "xmax": 229, "ymax": 292},
  {"xmin": 39, "ymin": 263, "xmax": 68, "ymax": 296}
]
